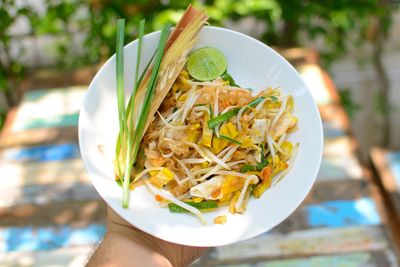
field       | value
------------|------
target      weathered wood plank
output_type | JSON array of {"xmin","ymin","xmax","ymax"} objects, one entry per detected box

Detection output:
[
  {"xmin": 0, "ymin": 197, "xmax": 379, "ymax": 241},
  {"xmin": 2, "ymin": 249, "xmax": 396, "ymax": 267},
  {"xmin": 196, "ymin": 226, "xmax": 390, "ymax": 265},
  {"xmin": 0, "ymin": 165, "xmax": 366, "ymax": 209},
  {"xmin": 323, "ymin": 121, "xmax": 346, "ymax": 138},
  {"xmin": 319, "ymin": 104, "xmax": 349, "ymax": 132},
  {"xmin": 387, "ymin": 151, "xmax": 400, "ymax": 185},
  {"xmin": 317, "ymin": 154, "xmax": 363, "ymax": 181},
  {"xmin": 0, "ymin": 182, "xmax": 99, "ymax": 208},
  {"xmin": 195, "ymin": 251, "xmax": 398, "ymax": 267},
  {"xmin": 275, "ymin": 197, "xmax": 380, "ymax": 233},
  {"xmin": 323, "ymin": 136, "xmax": 355, "ymax": 157},
  {"xmin": 0, "ymin": 200, "xmax": 106, "ymax": 227},
  {"xmin": 303, "ymin": 198, "xmax": 380, "ymax": 228},
  {"xmin": 304, "ymin": 179, "xmax": 370, "ymax": 204},
  {"xmin": 0, "ymin": 223, "xmax": 105, "ymax": 253},
  {"xmin": 0, "ymin": 127, "xmax": 78, "ymax": 149},
  {"xmin": 0, "ymin": 245, "xmax": 93, "ymax": 267},
  {"xmin": 13, "ymin": 113, "xmax": 79, "ymax": 131},
  {"xmin": 371, "ymin": 148, "xmax": 400, "ymax": 215},
  {"xmin": 0, "ymin": 143, "xmax": 80, "ymax": 163},
  {"xmin": 11, "ymin": 87, "xmax": 85, "ymax": 131},
  {"xmin": 0, "ymin": 158, "xmax": 88, "ymax": 187},
  {"xmin": 370, "ymin": 148, "xmax": 400, "ymax": 256}
]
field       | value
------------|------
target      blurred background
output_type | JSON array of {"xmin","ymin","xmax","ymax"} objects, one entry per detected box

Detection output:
[{"xmin": 1, "ymin": 0, "xmax": 400, "ymax": 266}]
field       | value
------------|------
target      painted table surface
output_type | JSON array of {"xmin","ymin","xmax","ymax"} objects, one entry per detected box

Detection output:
[
  {"xmin": 387, "ymin": 151, "xmax": 400, "ymax": 192},
  {"xmin": 0, "ymin": 65, "xmax": 398, "ymax": 267},
  {"xmin": 370, "ymin": 148, "xmax": 400, "ymax": 229}
]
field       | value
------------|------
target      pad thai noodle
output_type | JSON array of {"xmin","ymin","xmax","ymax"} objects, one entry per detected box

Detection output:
[{"xmin": 133, "ymin": 72, "xmax": 298, "ymax": 224}]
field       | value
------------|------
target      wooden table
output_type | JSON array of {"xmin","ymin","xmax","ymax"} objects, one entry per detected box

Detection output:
[{"xmin": 0, "ymin": 52, "xmax": 398, "ymax": 266}]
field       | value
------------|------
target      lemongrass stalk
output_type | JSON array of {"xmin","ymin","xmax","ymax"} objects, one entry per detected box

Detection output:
[
  {"xmin": 122, "ymin": 25, "xmax": 170, "ymax": 208},
  {"xmin": 129, "ymin": 25, "xmax": 170, "ymax": 164}
]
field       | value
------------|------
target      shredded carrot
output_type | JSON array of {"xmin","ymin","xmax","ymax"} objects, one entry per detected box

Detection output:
[{"xmin": 155, "ymin": 194, "xmax": 163, "ymax": 202}]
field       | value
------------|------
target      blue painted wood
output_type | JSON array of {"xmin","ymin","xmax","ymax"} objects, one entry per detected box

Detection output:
[
  {"xmin": 387, "ymin": 150, "xmax": 400, "ymax": 191},
  {"xmin": 305, "ymin": 198, "xmax": 380, "ymax": 228},
  {"xmin": 246, "ymin": 252, "xmax": 374, "ymax": 267},
  {"xmin": 317, "ymin": 155, "xmax": 363, "ymax": 181},
  {"xmin": 0, "ymin": 224, "xmax": 105, "ymax": 253},
  {"xmin": 0, "ymin": 198, "xmax": 381, "ymax": 253},
  {"xmin": 2, "ymin": 143, "xmax": 80, "ymax": 163},
  {"xmin": 13, "ymin": 113, "xmax": 79, "ymax": 130},
  {"xmin": 12, "ymin": 86, "xmax": 85, "ymax": 131},
  {"xmin": 323, "ymin": 121, "xmax": 346, "ymax": 138}
]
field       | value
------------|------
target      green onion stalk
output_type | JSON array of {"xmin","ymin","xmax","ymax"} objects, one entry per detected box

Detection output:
[{"xmin": 115, "ymin": 18, "xmax": 171, "ymax": 208}]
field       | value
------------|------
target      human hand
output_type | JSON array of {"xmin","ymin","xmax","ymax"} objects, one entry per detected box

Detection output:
[{"xmin": 87, "ymin": 206, "xmax": 209, "ymax": 267}]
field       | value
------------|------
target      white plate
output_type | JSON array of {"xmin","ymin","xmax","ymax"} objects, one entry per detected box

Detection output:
[{"xmin": 79, "ymin": 26, "xmax": 323, "ymax": 247}]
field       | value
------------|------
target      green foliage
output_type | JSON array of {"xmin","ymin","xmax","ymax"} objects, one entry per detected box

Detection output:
[
  {"xmin": 0, "ymin": 0, "xmax": 398, "ymax": 131},
  {"xmin": 0, "ymin": 108, "xmax": 6, "ymax": 130},
  {"xmin": 2, "ymin": 0, "xmax": 398, "ymax": 69},
  {"xmin": 0, "ymin": 0, "xmax": 33, "ymax": 122},
  {"xmin": 338, "ymin": 89, "xmax": 361, "ymax": 119}
]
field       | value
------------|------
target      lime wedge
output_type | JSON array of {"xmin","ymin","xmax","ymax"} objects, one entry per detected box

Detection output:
[{"xmin": 187, "ymin": 47, "xmax": 227, "ymax": 81}]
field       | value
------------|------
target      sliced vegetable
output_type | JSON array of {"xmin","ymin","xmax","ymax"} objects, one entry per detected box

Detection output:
[
  {"xmin": 207, "ymin": 97, "xmax": 265, "ymax": 129},
  {"xmin": 253, "ymin": 166, "xmax": 272, "ymax": 198},
  {"xmin": 208, "ymin": 108, "xmax": 238, "ymax": 129},
  {"xmin": 240, "ymin": 164, "xmax": 259, "ymax": 172},
  {"xmin": 221, "ymin": 175, "xmax": 245, "ymax": 196},
  {"xmin": 240, "ymin": 145, "xmax": 268, "ymax": 172},
  {"xmin": 149, "ymin": 168, "xmax": 174, "ymax": 188},
  {"xmin": 168, "ymin": 200, "xmax": 218, "ymax": 213},
  {"xmin": 212, "ymin": 136, "xmax": 229, "ymax": 154},
  {"xmin": 221, "ymin": 72, "xmax": 239, "ymax": 87},
  {"xmin": 187, "ymin": 47, "xmax": 227, "ymax": 81},
  {"xmin": 220, "ymin": 134, "xmax": 242, "ymax": 145}
]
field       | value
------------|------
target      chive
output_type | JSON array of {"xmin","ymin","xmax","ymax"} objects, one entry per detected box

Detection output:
[
  {"xmin": 221, "ymin": 72, "xmax": 239, "ymax": 87},
  {"xmin": 208, "ymin": 108, "xmax": 239, "ymax": 129},
  {"xmin": 240, "ymin": 162, "xmax": 267, "ymax": 172},
  {"xmin": 260, "ymin": 144, "xmax": 267, "ymax": 166},
  {"xmin": 247, "ymin": 97, "xmax": 264, "ymax": 107},
  {"xmin": 271, "ymin": 96, "xmax": 278, "ymax": 102},
  {"xmin": 116, "ymin": 20, "xmax": 170, "ymax": 208},
  {"xmin": 121, "ymin": 20, "xmax": 146, "ymax": 208},
  {"xmin": 219, "ymin": 134, "xmax": 242, "ymax": 145},
  {"xmin": 240, "ymin": 164, "xmax": 258, "ymax": 172},
  {"xmin": 240, "ymin": 145, "xmax": 268, "ymax": 173},
  {"xmin": 168, "ymin": 201, "xmax": 218, "ymax": 213},
  {"xmin": 207, "ymin": 96, "xmax": 265, "ymax": 129},
  {"xmin": 116, "ymin": 19, "xmax": 128, "ymax": 197},
  {"xmin": 116, "ymin": 21, "xmax": 153, "ymax": 183},
  {"xmin": 124, "ymin": 51, "xmax": 155, "ymax": 126}
]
